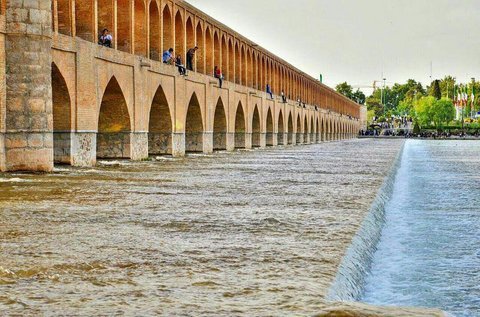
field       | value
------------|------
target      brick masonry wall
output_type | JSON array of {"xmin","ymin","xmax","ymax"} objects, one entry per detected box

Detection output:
[{"xmin": 3, "ymin": 0, "xmax": 53, "ymax": 171}]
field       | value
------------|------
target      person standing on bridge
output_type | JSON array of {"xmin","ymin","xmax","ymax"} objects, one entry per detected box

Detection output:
[
  {"xmin": 281, "ymin": 90, "xmax": 287, "ymax": 103},
  {"xmin": 163, "ymin": 48, "xmax": 174, "ymax": 64},
  {"xmin": 214, "ymin": 66, "xmax": 223, "ymax": 88},
  {"xmin": 98, "ymin": 29, "xmax": 112, "ymax": 48},
  {"xmin": 266, "ymin": 84, "xmax": 273, "ymax": 99},
  {"xmin": 186, "ymin": 46, "xmax": 198, "ymax": 71}
]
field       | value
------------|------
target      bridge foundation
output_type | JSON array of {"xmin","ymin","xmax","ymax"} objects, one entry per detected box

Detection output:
[{"xmin": 1, "ymin": 0, "xmax": 53, "ymax": 172}]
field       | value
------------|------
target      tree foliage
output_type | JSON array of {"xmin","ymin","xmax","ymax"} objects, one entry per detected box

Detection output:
[
  {"xmin": 335, "ymin": 82, "xmax": 366, "ymax": 105},
  {"xmin": 414, "ymin": 96, "xmax": 454, "ymax": 129}
]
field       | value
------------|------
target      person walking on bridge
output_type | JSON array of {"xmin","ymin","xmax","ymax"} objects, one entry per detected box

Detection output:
[{"xmin": 186, "ymin": 46, "xmax": 198, "ymax": 71}]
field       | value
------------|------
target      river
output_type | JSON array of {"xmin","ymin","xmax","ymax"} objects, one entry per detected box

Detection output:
[
  {"xmin": 1, "ymin": 139, "xmax": 405, "ymax": 316},
  {"xmin": 362, "ymin": 140, "xmax": 480, "ymax": 317}
]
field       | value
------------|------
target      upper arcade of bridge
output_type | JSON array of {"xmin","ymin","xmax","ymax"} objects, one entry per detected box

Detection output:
[{"xmin": 48, "ymin": 0, "xmax": 359, "ymax": 118}]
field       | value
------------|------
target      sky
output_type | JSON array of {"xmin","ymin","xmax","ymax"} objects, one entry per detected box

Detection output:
[{"xmin": 186, "ymin": 0, "xmax": 480, "ymax": 94}]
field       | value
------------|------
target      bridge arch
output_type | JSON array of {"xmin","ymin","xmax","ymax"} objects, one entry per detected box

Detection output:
[
  {"xmin": 213, "ymin": 31, "xmax": 220, "ymax": 74},
  {"xmin": 251, "ymin": 105, "xmax": 261, "ymax": 148},
  {"xmin": 277, "ymin": 109, "xmax": 285, "ymax": 145},
  {"xmin": 195, "ymin": 22, "xmax": 205, "ymax": 74},
  {"xmin": 234, "ymin": 101, "xmax": 246, "ymax": 149},
  {"xmin": 52, "ymin": 62, "xmax": 73, "ymax": 165},
  {"xmin": 266, "ymin": 107, "xmax": 274, "ymax": 146},
  {"xmin": 57, "ymin": 0, "xmax": 73, "ymax": 36},
  {"xmin": 234, "ymin": 42, "xmax": 240, "ymax": 84},
  {"xmin": 162, "ymin": 3, "xmax": 173, "ymax": 52},
  {"xmin": 134, "ymin": 0, "xmax": 147, "ymax": 56},
  {"xmin": 186, "ymin": 16, "xmax": 195, "ymax": 56},
  {"xmin": 148, "ymin": 84, "xmax": 172, "ymax": 155},
  {"xmin": 97, "ymin": 76, "xmax": 132, "ymax": 159},
  {"xmin": 228, "ymin": 39, "xmax": 234, "ymax": 82},
  {"xmin": 75, "ymin": 0, "xmax": 94, "ymax": 42},
  {"xmin": 295, "ymin": 114, "xmax": 302, "ymax": 144},
  {"xmin": 185, "ymin": 92, "xmax": 204, "ymax": 152},
  {"xmin": 213, "ymin": 97, "xmax": 227, "ymax": 150},
  {"xmin": 174, "ymin": 10, "xmax": 185, "ymax": 61},
  {"xmin": 205, "ymin": 26, "xmax": 213, "ymax": 75},
  {"xmin": 287, "ymin": 111, "xmax": 294, "ymax": 145},
  {"xmin": 221, "ymin": 35, "xmax": 228, "ymax": 80},
  {"xmin": 149, "ymin": 0, "xmax": 160, "ymax": 60}
]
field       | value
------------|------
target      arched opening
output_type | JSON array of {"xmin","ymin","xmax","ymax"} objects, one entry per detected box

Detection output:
[
  {"xmin": 252, "ymin": 106, "xmax": 261, "ymax": 147},
  {"xmin": 303, "ymin": 116, "xmax": 308, "ymax": 144},
  {"xmin": 266, "ymin": 107, "xmax": 274, "ymax": 146},
  {"xmin": 52, "ymin": 63, "xmax": 72, "ymax": 164},
  {"xmin": 241, "ymin": 46, "xmax": 246, "ymax": 86},
  {"xmin": 234, "ymin": 102, "xmax": 246, "ymax": 149},
  {"xmin": 117, "ymin": 0, "xmax": 131, "ymax": 53},
  {"xmin": 57, "ymin": 0, "xmax": 72, "ymax": 35},
  {"xmin": 174, "ymin": 11, "xmax": 184, "ymax": 62},
  {"xmin": 186, "ymin": 17, "xmax": 195, "ymax": 52},
  {"xmin": 162, "ymin": 4, "xmax": 173, "ymax": 53},
  {"xmin": 214, "ymin": 32, "xmax": 220, "ymax": 74},
  {"xmin": 278, "ymin": 110, "xmax": 285, "ymax": 145},
  {"xmin": 247, "ymin": 50, "xmax": 253, "ymax": 88},
  {"xmin": 185, "ymin": 93, "xmax": 204, "ymax": 152},
  {"xmin": 134, "ymin": 0, "xmax": 147, "ymax": 56},
  {"xmin": 205, "ymin": 27, "xmax": 213, "ymax": 75},
  {"xmin": 234, "ymin": 43, "xmax": 240, "ymax": 85},
  {"xmin": 221, "ymin": 36, "xmax": 228, "ymax": 80},
  {"xmin": 149, "ymin": 0, "xmax": 160, "ymax": 60},
  {"xmin": 253, "ymin": 54, "xmax": 258, "ymax": 90},
  {"xmin": 259, "ymin": 57, "xmax": 264, "ymax": 91},
  {"xmin": 97, "ymin": 77, "xmax": 131, "ymax": 159},
  {"xmin": 287, "ymin": 113, "xmax": 294, "ymax": 145},
  {"xmin": 195, "ymin": 23, "xmax": 205, "ymax": 74},
  {"xmin": 296, "ymin": 115, "xmax": 302, "ymax": 144},
  {"xmin": 213, "ymin": 98, "xmax": 227, "ymax": 150},
  {"xmin": 98, "ymin": 0, "xmax": 113, "ymax": 42},
  {"xmin": 148, "ymin": 85, "xmax": 172, "ymax": 155},
  {"xmin": 75, "ymin": 0, "xmax": 94, "ymax": 42},
  {"xmin": 228, "ymin": 39, "xmax": 234, "ymax": 82}
]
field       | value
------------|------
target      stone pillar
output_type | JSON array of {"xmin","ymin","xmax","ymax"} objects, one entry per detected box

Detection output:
[
  {"xmin": 260, "ymin": 133, "xmax": 266, "ymax": 148},
  {"xmin": 226, "ymin": 132, "xmax": 235, "ymax": 151},
  {"xmin": 2, "ymin": 0, "xmax": 53, "ymax": 172},
  {"xmin": 283, "ymin": 132, "xmax": 288, "ymax": 145},
  {"xmin": 172, "ymin": 132, "xmax": 185, "ymax": 157},
  {"xmin": 71, "ymin": 132, "xmax": 96, "ymax": 167},
  {"xmin": 292, "ymin": 133, "xmax": 297, "ymax": 145},
  {"xmin": 272, "ymin": 133, "xmax": 278, "ymax": 146},
  {"xmin": 203, "ymin": 132, "xmax": 213, "ymax": 154},
  {"xmin": 245, "ymin": 132, "xmax": 252, "ymax": 149},
  {"xmin": 131, "ymin": 132, "xmax": 148, "ymax": 160}
]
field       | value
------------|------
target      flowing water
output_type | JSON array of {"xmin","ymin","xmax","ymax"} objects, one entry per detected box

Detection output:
[
  {"xmin": 362, "ymin": 140, "xmax": 480, "ymax": 317},
  {"xmin": 0, "ymin": 139, "xmax": 405, "ymax": 316}
]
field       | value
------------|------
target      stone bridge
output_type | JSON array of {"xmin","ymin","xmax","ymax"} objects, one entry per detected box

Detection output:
[{"xmin": 0, "ymin": 0, "xmax": 361, "ymax": 172}]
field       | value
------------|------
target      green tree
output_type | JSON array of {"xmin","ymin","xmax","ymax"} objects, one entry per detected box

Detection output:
[
  {"xmin": 335, "ymin": 82, "xmax": 353, "ymax": 99},
  {"xmin": 414, "ymin": 96, "xmax": 436, "ymax": 127},
  {"xmin": 430, "ymin": 80, "xmax": 442, "ymax": 100},
  {"xmin": 432, "ymin": 98, "xmax": 455, "ymax": 129},
  {"xmin": 439, "ymin": 76, "xmax": 456, "ymax": 99},
  {"xmin": 352, "ymin": 89, "xmax": 366, "ymax": 105}
]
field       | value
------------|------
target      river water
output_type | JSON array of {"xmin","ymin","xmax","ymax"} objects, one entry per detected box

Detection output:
[
  {"xmin": 362, "ymin": 140, "xmax": 480, "ymax": 317},
  {"xmin": 0, "ymin": 139, "xmax": 405, "ymax": 316}
]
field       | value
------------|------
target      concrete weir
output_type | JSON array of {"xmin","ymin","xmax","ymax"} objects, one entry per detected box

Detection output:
[{"xmin": 318, "ymin": 140, "xmax": 447, "ymax": 317}]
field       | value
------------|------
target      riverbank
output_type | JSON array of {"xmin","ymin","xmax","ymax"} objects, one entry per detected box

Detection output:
[{"xmin": 0, "ymin": 139, "xmax": 443, "ymax": 316}]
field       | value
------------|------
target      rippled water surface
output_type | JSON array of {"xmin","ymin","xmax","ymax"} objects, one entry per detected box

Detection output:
[
  {"xmin": 362, "ymin": 140, "xmax": 480, "ymax": 317},
  {"xmin": 0, "ymin": 139, "xmax": 404, "ymax": 316}
]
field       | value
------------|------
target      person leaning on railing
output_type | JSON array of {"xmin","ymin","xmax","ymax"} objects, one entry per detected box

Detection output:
[
  {"xmin": 163, "ymin": 48, "xmax": 174, "ymax": 65},
  {"xmin": 214, "ymin": 66, "xmax": 223, "ymax": 88}
]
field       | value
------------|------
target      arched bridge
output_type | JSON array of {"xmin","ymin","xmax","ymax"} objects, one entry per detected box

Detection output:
[{"xmin": 0, "ymin": 0, "xmax": 361, "ymax": 172}]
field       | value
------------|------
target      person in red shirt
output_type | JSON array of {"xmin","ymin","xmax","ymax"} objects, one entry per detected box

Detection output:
[{"xmin": 214, "ymin": 66, "xmax": 223, "ymax": 88}]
